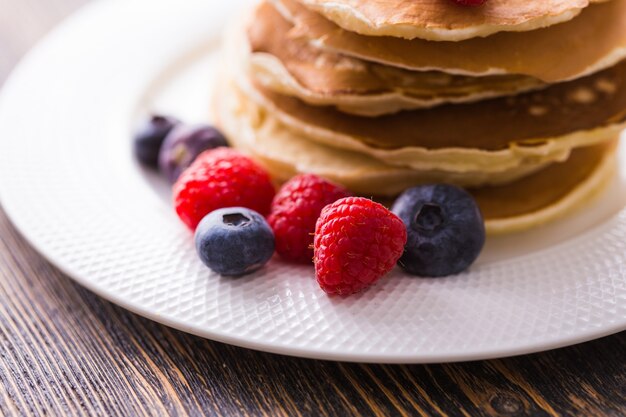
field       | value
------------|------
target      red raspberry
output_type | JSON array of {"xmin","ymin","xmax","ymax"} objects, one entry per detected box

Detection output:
[
  {"xmin": 268, "ymin": 174, "xmax": 351, "ymax": 264},
  {"xmin": 174, "ymin": 148, "xmax": 275, "ymax": 230},
  {"xmin": 450, "ymin": 0, "xmax": 487, "ymax": 6},
  {"xmin": 314, "ymin": 197, "xmax": 407, "ymax": 295}
]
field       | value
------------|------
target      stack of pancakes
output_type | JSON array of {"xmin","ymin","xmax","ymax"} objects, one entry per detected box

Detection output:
[{"xmin": 214, "ymin": 0, "xmax": 626, "ymax": 233}]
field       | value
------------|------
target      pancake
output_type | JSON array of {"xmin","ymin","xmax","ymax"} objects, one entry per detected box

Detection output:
[
  {"xmin": 237, "ymin": 53, "xmax": 626, "ymax": 173},
  {"xmin": 474, "ymin": 140, "xmax": 617, "ymax": 234},
  {"xmin": 213, "ymin": 78, "xmax": 617, "ymax": 235},
  {"xmin": 296, "ymin": 0, "xmax": 604, "ymax": 41},
  {"xmin": 217, "ymin": 76, "xmax": 550, "ymax": 190},
  {"xmin": 275, "ymin": 0, "xmax": 626, "ymax": 82},
  {"xmin": 248, "ymin": 3, "xmax": 545, "ymax": 116}
]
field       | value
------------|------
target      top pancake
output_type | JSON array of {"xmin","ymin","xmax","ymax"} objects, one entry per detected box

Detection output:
[
  {"xmin": 247, "ymin": 2, "xmax": 545, "ymax": 116},
  {"xmin": 278, "ymin": 0, "xmax": 626, "ymax": 82},
  {"xmin": 297, "ymin": 0, "xmax": 605, "ymax": 41}
]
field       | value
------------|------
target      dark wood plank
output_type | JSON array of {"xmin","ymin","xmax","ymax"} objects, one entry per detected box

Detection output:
[{"xmin": 0, "ymin": 1, "xmax": 625, "ymax": 416}]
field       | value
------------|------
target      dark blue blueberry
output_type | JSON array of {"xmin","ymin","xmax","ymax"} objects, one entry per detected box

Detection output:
[
  {"xmin": 195, "ymin": 207, "xmax": 275, "ymax": 276},
  {"xmin": 392, "ymin": 184, "xmax": 485, "ymax": 277},
  {"xmin": 159, "ymin": 124, "xmax": 228, "ymax": 184},
  {"xmin": 133, "ymin": 115, "xmax": 180, "ymax": 168}
]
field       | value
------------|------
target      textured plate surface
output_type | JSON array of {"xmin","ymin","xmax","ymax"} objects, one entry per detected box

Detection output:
[{"xmin": 0, "ymin": 0, "xmax": 625, "ymax": 363}]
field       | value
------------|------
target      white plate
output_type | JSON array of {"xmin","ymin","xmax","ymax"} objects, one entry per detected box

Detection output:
[{"xmin": 1, "ymin": 0, "xmax": 625, "ymax": 364}]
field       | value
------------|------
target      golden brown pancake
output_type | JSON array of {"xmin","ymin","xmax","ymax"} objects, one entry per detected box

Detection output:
[
  {"xmin": 237, "ymin": 66, "xmax": 620, "ymax": 173},
  {"xmin": 471, "ymin": 141, "xmax": 614, "ymax": 229},
  {"xmin": 246, "ymin": 57, "xmax": 626, "ymax": 153},
  {"xmin": 248, "ymin": 3, "xmax": 544, "ymax": 116},
  {"xmin": 213, "ymin": 77, "xmax": 618, "ymax": 235},
  {"xmin": 296, "ymin": 0, "xmax": 604, "ymax": 41},
  {"xmin": 373, "ymin": 142, "xmax": 617, "ymax": 233},
  {"xmin": 217, "ymin": 75, "xmax": 551, "ymax": 189},
  {"xmin": 275, "ymin": 0, "xmax": 626, "ymax": 82}
]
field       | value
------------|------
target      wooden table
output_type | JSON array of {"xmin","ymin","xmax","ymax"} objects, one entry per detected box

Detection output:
[{"xmin": 1, "ymin": 1, "xmax": 625, "ymax": 416}]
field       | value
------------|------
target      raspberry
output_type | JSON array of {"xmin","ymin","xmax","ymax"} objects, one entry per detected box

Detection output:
[
  {"xmin": 174, "ymin": 148, "xmax": 275, "ymax": 230},
  {"xmin": 450, "ymin": 0, "xmax": 486, "ymax": 6},
  {"xmin": 314, "ymin": 197, "xmax": 407, "ymax": 295},
  {"xmin": 268, "ymin": 174, "xmax": 351, "ymax": 263}
]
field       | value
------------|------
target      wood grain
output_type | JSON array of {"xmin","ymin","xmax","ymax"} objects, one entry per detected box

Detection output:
[{"xmin": 0, "ymin": 1, "xmax": 625, "ymax": 416}]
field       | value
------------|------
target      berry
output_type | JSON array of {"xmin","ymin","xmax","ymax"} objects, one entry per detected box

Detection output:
[
  {"xmin": 268, "ymin": 175, "xmax": 351, "ymax": 264},
  {"xmin": 133, "ymin": 115, "xmax": 180, "ymax": 167},
  {"xmin": 314, "ymin": 197, "xmax": 407, "ymax": 295},
  {"xmin": 450, "ymin": 0, "xmax": 487, "ymax": 6},
  {"xmin": 392, "ymin": 184, "xmax": 485, "ymax": 277},
  {"xmin": 159, "ymin": 124, "xmax": 229, "ymax": 183},
  {"xmin": 195, "ymin": 207, "xmax": 275, "ymax": 276},
  {"xmin": 174, "ymin": 148, "xmax": 275, "ymax": 230}
]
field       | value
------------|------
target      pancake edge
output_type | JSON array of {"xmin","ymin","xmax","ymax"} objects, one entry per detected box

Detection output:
[
  {"xmin": 299, "ymin": 0, "xmax": 590, "ymax": 41},
  {"xmin": 485, "ymin": 143, "xmax": 617, "ymax": 234}
]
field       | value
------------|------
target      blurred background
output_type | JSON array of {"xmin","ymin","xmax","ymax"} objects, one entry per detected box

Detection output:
[{"xmin": 0, "ymin": 0, "xmax": 84, "ymax": 85}]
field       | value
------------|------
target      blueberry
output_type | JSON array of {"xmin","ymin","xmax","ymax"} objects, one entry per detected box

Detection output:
[
  {"xmin": 195, "ymin": 207, "xmax": 275, "ymax": 276},
  {"xmin": 133, "ymin": 115, "xmax": 180, "ymax": 168},
  {"xmin": 392, "ymin": 184, "xmax": 485, "ymax": 277},
  {"xmin": 159, "ymin": 124, "xmax": 228, "ymax": 183}
]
